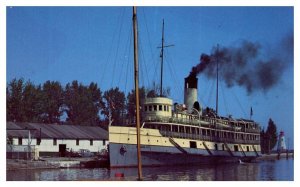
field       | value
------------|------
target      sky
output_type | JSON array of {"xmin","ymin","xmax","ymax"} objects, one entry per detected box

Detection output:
[{"xmin": 6, "ymin": 6, "xmax": 294, "ymax": 148}]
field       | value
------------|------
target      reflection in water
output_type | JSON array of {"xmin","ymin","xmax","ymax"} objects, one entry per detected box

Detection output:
[{"xmin": 7, "ymin": 159, "xmax": 293, "ymax": 181}]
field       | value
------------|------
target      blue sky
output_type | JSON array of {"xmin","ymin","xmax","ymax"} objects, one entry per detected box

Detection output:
[{"xmin": 6, "ymin": 6, "xmax": 294, "ymax": 148}]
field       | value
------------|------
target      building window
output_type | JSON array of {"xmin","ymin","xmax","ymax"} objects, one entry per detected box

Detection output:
[
  {"xmin": 149, "ymin": 105, "xmax": 152, "ymax": 111},
  {"xmin": 18, "ymin": 137, "xmax": 22, "ymax": 145},
  {"xmin": 37, "ymin": 138, "xmax": 41, "ymax": 145},
  {"xmin": 103, "ymin": 140, "xmax": 106, "ymax": 146},
  {"xmin": 76, "ymin": 139, "xmax": 79, "ymax": 146},
  {"xmin": 159, "ymin": 105, "xmax": 162, "ymax": 111},
  {"xmin": 164, "ymin": 105, "xmax": 167, "ymax": 111},
  {"xmin": 144, "ymin": 106, "xmax": 147, "ymax": 112},
  {"xmin": 153, "ymin": 105, "xmax": 157, "ymax": 111},
  {"xmin": 53, "ymin": 138, "xmax": 57, "ymax": 145},
  {"xmin": 90, "ymin": 139, "xmax": 93, "ymax": 146}
]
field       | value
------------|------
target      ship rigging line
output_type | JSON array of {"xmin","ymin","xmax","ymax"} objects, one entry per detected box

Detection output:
[
  {"xmin": 138, "ymin": 35, "xmax": 151, "ymax": 87},
  {"xmin": 231, "ymin": 87, "xmax": 247, "ymax": 118},
  {"xmin": 206, "ymin": 77, "xmax": 215, "ymax": 108},
  {"xmin": 220, "ymin": 80, "xmax": 229, "ymax": 116},
  {"xmin": 152, "ymin": 53, "xmax": 161, "ymax": 87},
  {"xmin": 165, "ymin": 50, "xmax": 182, "ymax": 101},
  {"xmin": 141, "ymin": 9, "xmax": 156, "ymax": 87},
  {"xmin": 100, "ymin": 7, "xmax": 124, "ymax": 87},
  {"xmin": 123, "ymin": 25, "xmax": 133, "ymax": 95},
  {"xmin": 110, "ymin": 8, "xmax": 126, "ymax": 87},
  {"xmin": 117, "ymin": 22, "xmax": 133, "ymax": 91}
]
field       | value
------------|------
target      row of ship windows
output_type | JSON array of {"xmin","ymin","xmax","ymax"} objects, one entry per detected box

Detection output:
[
  {"xmin": 146, "ymin": 124, "xmax": 259, "ymax": 141},
  {"xmin": 175, "ymin": 115, "xmax": 257, "ymax": 129},
  {"xmin": 144, "ymin": 105, "xmax": 170, "ymax": 112},
  {"xmin": 190, "ymin": 141, "xmax": 253, "ymax": 152}
]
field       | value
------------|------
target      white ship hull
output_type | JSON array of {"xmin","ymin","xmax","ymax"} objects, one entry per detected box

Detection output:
[{"xmin": 109, "ymin": 126, "xmax": 261, "ymax": 168}]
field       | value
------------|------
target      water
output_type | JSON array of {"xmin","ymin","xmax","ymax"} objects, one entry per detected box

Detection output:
[{"xmin": 6, "ymin": 158, "xmax": 293, "ymax": 181}]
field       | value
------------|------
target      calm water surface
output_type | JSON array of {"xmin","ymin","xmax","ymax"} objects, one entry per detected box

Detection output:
[{"xmin": 7, "ymin": 158, "xmax": 293, "ymax": 181}]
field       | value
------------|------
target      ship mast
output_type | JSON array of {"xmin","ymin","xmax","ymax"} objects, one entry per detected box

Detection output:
[
  {"xmin": 133, "ymin": 6, "xmax": 143, "ymax": 180},
  {"xmin": 216, "ymin": 44, "xmax": 219, "ymax": 116},
  {"xmin": 158, "ymin": 20, "xmax": 174, "ymax": 97},
  {"xmin": 160, "ymin": 20, "xmax": 165, "ymax": 97}
]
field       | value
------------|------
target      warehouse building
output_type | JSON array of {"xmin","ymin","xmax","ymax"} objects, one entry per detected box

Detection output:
[{"xmin": 6, "ymin": 122, "xmax": 108, "ymax": 159}]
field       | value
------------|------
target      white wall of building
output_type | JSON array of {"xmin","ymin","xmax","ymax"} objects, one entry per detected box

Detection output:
[{"xmin": 12, "ymin": 138, "xmax": 109, "ymax": 153}]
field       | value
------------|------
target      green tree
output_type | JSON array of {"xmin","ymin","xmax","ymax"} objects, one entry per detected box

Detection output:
[
  {"xmin": 146, "ymin": 81, "xmax": 170, "ymax": 98},
  {"xmin": 7, "ymin": 79, "xmax": 45, "ymax": 122},
  {"xmin": 22, "ymin": 81, "xmax": 43, "ymax": 122},
  {"xmin": 103, "ymin": 87, "xmax": 126, "ymax": 126},
  {"xmin": 41, "ymin": 81, "xmax": 64, "ymax": 123},
  {"xmin": 7, "ymin": 78, "xmax": 25, "ymax": 122},
  {"xmin": 64, "ymin": 81, "xmax": 103, "ymax": 125},
  {"xmin": 260, "ymin": 128, "xmax": 268, "ymax": 154},
  {"xmin": 87, "ymin": 82, "xmax": 105, "ymax": 125},
  {"xmin": 126, "ymin": 87, "xmax": 146, "ymax": 122},
  {"xmin": 265, "ymin": 118, "xmax": 278, "ymax": 153}
]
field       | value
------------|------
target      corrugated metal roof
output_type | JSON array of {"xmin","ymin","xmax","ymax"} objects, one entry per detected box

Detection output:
[{"xmin": 7, "ymin": 122, "xmax": 108, "ymax": 140}]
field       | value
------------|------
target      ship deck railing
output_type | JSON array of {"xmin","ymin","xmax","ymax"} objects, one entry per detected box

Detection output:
[
  {"xmin": 159, "ymin": 130, "xmax": 260, "ymax": 145},
  {"xmin": 143, "ymin": 116, "xmax": 261, "ymax": 134}
]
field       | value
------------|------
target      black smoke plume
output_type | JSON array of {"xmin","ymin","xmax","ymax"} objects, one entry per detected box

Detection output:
[{"xmin": 189, "ymin": 34, "xmax": 293, "ymax": 94}]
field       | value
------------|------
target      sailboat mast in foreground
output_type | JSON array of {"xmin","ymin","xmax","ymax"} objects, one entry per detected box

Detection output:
[{"xmin": 133, "ymin": 6, "xmax": 142, "ymax": 180}]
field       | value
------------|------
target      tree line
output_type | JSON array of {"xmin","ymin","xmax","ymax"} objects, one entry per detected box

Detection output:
[{"xmin": 7, "ymin": 78, "xmax": 165, "ymax": 129}]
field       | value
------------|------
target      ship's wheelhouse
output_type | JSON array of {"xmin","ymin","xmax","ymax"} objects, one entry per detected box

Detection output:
[{"xmin": 142, "ymin": 97, "xmax": 173, "ymax": 122}]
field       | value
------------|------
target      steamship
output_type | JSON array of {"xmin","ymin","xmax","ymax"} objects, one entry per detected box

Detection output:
[
  {"xmin": 108, "ymin": 9, "xmax": 261, "ymax": 168},
  {"xmin": 109, "ymin": 74, "xmax": 261, "ymax": 167}
]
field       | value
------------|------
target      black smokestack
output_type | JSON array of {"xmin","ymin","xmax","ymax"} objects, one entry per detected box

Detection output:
[
  {"xmin": 189, "ymin": 34, "xmax": 293, "ymax": 94},
  {"xmin": 185, "ymin": 75, "xmax": 198, "ymax": 89}
]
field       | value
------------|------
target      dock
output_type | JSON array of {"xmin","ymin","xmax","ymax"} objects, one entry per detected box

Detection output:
[
  {"xmin": 6, "ymin": 157, "xmax": 109, "ymax": 170},
  {"xmin": 257, "ymin": 152, "xmax": 294, "ymax": 161}
]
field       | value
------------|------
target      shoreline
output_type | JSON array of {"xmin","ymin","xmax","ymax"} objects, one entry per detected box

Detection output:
[
  {"xmin": 6, "ymin": 157, "xmax": 106, "ymax": 171},
  {"xmin": 6, "ymin": 153, "xmax": 293, "ymax": 171},
  {"xmin": 256, "ymin": 153, "xmax": 294, "ymax": 161}
]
